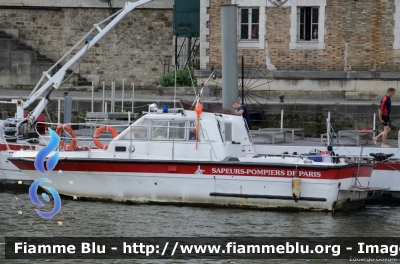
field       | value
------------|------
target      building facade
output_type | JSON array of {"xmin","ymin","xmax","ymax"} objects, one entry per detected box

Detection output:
[{"xmin": 197, "ymin": 0, "xmax": 400, "ymax": 100}]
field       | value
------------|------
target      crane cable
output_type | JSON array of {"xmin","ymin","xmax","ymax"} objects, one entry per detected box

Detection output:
[{"xmin": 61, "ymin": 37, "xmax": 92, "ymax": 85}]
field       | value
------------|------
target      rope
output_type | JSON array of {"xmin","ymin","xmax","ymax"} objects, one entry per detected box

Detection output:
[
  {"xmin": 44, "ymin": 106, "xmax": 53, "ymax": 123},
  {"xmin": 380, "ymin": 161, "xmax": 400, "ymax": 172},
  {"xmin": 61, "ymin": 38, "xmax": 92, "ymax": 85},
  {"xmin": 187, "ymin": 66, "xmax": 197, "ymax": 97},
  {"xmin": 104, "ymin": 102, "xmax": 149, "ymax": 109}
]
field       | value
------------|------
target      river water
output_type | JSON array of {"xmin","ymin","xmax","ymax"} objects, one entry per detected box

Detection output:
[{"xmin": 1, "ymin": 188, "xmax": 400, "ymax": 264}]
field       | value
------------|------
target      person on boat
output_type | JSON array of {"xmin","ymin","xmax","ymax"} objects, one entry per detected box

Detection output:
[
  {"xmin": 189, "ymin": 129, "xmax": 197, "ymax": 140},
  {"xmin": 231, "ymin": 101, "xmax": 251, "ymax": 129},
  {"xmin": 373, "ymin": 87, "xmax": 396, "ymax": 148}
]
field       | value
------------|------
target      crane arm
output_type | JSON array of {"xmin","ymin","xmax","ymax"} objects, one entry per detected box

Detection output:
[{"xmin": 22, "ymin": 0, "xmax": 152, "ymax": 122}]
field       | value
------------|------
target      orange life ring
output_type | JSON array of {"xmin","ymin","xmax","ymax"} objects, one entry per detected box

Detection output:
[
  {"xmin": 56, "ymin": 124, "xmax": 78, "ymax": 151},
  {"xmin": 93, "ymin": 125, "xmax": 118, "ymax": 150}
]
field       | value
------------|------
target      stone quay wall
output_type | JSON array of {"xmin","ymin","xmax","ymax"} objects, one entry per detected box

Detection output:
[{"xmin": 0, "ymin": 0, "xmax": 174, "ymax": 88}]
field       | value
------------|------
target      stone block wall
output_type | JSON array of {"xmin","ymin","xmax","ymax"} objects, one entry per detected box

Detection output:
[
  {"xmin": 0, "ymin": 37, "xmax": 53, "ymax": 89},
  {"xmin": 0, "ymin": 6, "xmax": 174, "ymax": 88}
]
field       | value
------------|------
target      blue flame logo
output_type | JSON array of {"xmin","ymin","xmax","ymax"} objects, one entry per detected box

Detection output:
[
  {"xmin": 29, "ymin": 178, "xmax": 62, "ymax": 218},
  {"xmin": 34, "ymin": 128, "xmax": 60, "ymax": 175},
  {"xmin": 29, "ymin": 128, "xmax": 62, "ymax": 219}
]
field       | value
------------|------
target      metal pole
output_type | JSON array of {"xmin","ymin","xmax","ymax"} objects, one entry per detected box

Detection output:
[
  {"xmin": 91, "ymin": 81, "xmax": 94, "ymax": 112},
  {"xmin": 327, "ymin": 112, "xmax": 331, "ymax": 146},
  {"xmin": 57, "ymin": 98, "xmax": 61, "ymax": 124},
  {"xmin": 122, "ymin": 79, "xmax": 125, "ymax": 112},
  {"xmin": 373, "ymin": 113, "xmax": 376, "ymax": 138},
  {"xmin": 242, "ymin": 55, "xmax": 244, "ymax": 105},
  {"xmin": 398, "ymin": 130, "xmax": 400, "ymax": 149},
  {"xmin": 128, "ymin": 111, "xmax": 131, "ymax": 124},
  {"xmin": 354, "ymin": 146, "xmax": 363, "ymax": 186},
  {"xmin": 174, "ymin": 60, "xmax": 177, "ymax": 113},
  {"xmin": 172, "ymin": 137, "xmax": 175, "ymax": 160},
  {"xmin": 102, "ymin": 81, "xmax": 105, "ymax": 112},
  {"xmin": 111, "ymin": 81, "xmax": 115, "ymax": 113},
  {"xmin": 110, "ymin": 82, "xmax": 113, "ymax": 113},
  {"xmin": 221, "ymin": 3, "xmax": 238, "ymax": 109},
  {"xmin": 131, "ymin": 83, "xmax": 135, "ymax": 113},
  {"xmin": 64, "ymin": 96, "xmax": 72, "ymax": 124},
  {"xmin": 129, "ymin": 124, "xmax": 132, "ymax": 158},
  {"xmin": 280, "ymin": 110, "xmax": 284, "ymax": 132},
  {"xmin": 175, "ymin": 36, "xmax": 178, "ymax": 70}
]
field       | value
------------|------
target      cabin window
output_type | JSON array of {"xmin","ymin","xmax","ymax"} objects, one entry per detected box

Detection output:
[
  {"xmin": 122, "ymin": 119, "xmax": 148, "ymax": 140},
  {"xmin": 169, "ymin": 121, "xmax": 185, "ymax": 140},
  {"xmin": 224, "ymin": 122, "xmax": 232, "ymax": 142},
  {"xmin": 152, "ymin": 121, "xmax": 185, "ymax": 141}
]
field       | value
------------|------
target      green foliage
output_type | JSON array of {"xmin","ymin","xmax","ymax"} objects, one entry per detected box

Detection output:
[{"xmin": 158, "ymin": 66, "xmax": 197, "ymax": 87}]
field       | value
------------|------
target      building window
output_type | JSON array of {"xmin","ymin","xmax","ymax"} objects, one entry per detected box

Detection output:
[
  {"xmin": 240, "ymin": 8, "xmax": 259, "ymax": 40},
  {"xmin": 289, "ymin": 0, "xmax": 326, "ymax": 50},
  {"xmin": 298, "ymin": 7, "xmax": 318, "ymax": 41}
]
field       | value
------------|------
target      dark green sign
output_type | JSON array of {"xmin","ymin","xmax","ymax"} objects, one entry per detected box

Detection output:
[{"xmin": 174, "ymin": 0, "xmax": 200, "ymax": 37}]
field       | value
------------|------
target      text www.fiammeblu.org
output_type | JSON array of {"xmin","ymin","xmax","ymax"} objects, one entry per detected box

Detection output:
[
  {"xmin": 122, "ymin": 242, "xmax": 345, "ymax": 256},
  {"xmin": 121, "ymin": 242, "xmax": 400, "ymax": 259}
]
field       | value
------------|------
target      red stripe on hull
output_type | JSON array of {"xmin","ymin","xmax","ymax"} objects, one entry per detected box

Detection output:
[
  {"xmin": 0, "ymin": 143, "xmax": 23, "ymax": 151},
  {"xmin": 374, "ymin": 162, "xmax": 400, "ymax": 171},
  {"xmin": 10, "ymin": 159, "xmax": 373, "ymax": 180}
]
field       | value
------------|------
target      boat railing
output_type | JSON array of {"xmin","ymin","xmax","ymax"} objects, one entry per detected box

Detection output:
[
  {"xmin": 0, "ymin": 129, "xmax": 39, "ymax": 151},
  {"xmin": 32, "ymin": 122, "xmax": 220, "ymax": 160},
  {"xmin": 257, "ymin": 153, "xmax": 372, "ymax": 164},
  {"xmin": 197, "ymin": 126, "xmax": 219, "ymax": 160},
  {"xmin": 244, "ymin": 117, "xmax": 254, "ymax": 145},
  {"xmin": 34, "ymin": 121, "xmax": 126, "ymax": 138}
]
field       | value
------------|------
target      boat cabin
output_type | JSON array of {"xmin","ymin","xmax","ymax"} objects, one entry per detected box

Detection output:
[{"xmin": 108, "ymin": 109, "xmax": 256, "ymax": 161}]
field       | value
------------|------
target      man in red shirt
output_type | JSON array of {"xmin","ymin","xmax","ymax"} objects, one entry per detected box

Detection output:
[{"xmin": 373, "ymin": 88, "xmax": 396, "ymax": 147}]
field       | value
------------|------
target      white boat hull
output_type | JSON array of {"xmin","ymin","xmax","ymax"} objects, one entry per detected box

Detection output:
[
  {"xmin": 369, "ymin": 162, "xmax": 400, "ymax": 193},
  {"xmin": 16, "ymin": 161, "xmax": 372, "ymax": 211},
  {"xmin": 0, "ymin": 149, "xmax": 31, "ymax": 182}
]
